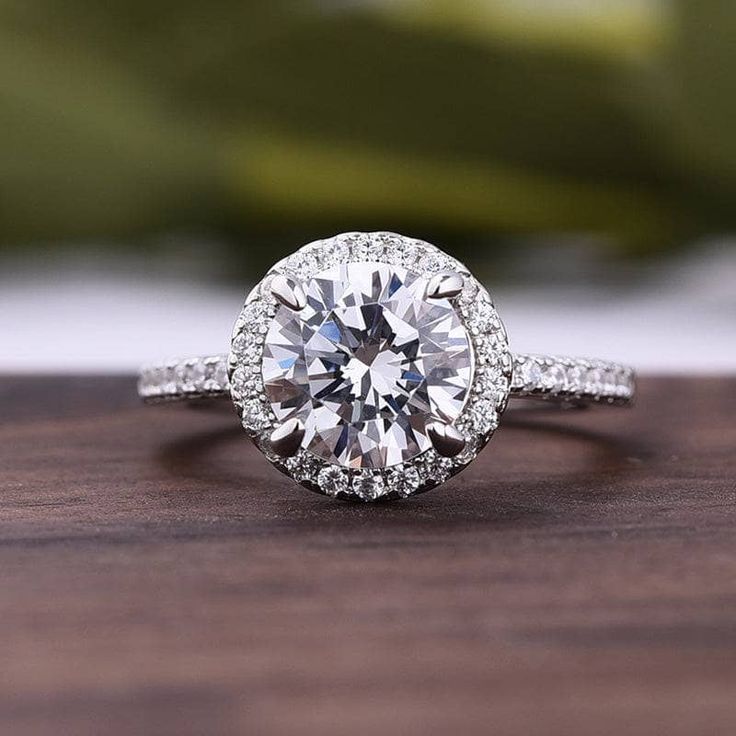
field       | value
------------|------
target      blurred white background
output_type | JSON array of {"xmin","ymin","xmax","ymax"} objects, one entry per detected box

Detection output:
[{"xmin": 2, "ymin": 239, "xmax": 732, "ymax": 374}]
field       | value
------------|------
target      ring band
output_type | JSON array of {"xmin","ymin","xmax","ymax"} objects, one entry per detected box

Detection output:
[
  {"xmin": 139, "ymin": 352, "xmax": 635, "ymax": 406},
  {"xmin": 138, "ymin": 231, "xmax": 635, "ymax": 502}
]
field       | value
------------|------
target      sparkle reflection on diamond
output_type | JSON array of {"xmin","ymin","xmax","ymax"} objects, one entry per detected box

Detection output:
[{"xmin": 262, "ymin": 262, "xmax": 473, "ymax": 469}]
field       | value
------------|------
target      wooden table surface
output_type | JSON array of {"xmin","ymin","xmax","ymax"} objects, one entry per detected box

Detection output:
[{"xmin": 1, "ymin": 376, "xmax": 735, "ymax": 736}]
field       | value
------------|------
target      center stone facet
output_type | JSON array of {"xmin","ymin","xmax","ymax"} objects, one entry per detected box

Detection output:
[{"xmin": 262, "ymin": 262, "xmax": 473, "ymax": 469}]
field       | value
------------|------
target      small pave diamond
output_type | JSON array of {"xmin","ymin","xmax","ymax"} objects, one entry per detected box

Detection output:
[
  {"xmin": 176, "ymin": 361, "xmax": 206, "ymax": 392},
  {"xmin": 232, "ymin": 333, "xmax": 261, "ymax": 363},
  {"xmin": 401, "ymin": 242, "xmax": 425, "ymax": 270},
  {"xmin": 387, "ymin": 467, "xmax": 421, "ymax": 498},
  {"xmin": 284, "ymin": 451, "xmax": 320, "ymax": 483},
  {"xmin": 242, "ymin": 401, "xmax": 270, "ymax": 432},
  {"xmin": 286, "ymin": 250, "xmax": 319, "ymax": 279},
  {"xmin": 241, "ymin": 301, "xmax": 273, "ymax": 333},
  {"xmin": 419, "ymin": 251, "xmax": 447, "ymax": 274},
  {"xmin": 353, "ymin": 472, "xmax": 385, "ymax": 501},
  {"xmin": 467, "ymin": 300, "xmax": 498, "ymax": 335},
  {"xmin": 518, "ymin": 360, "xmax": 542, "ymax": 390},
  {"xmin": 229, "ymin": 367, "xmax": 248, "ymax": 397},
  {"xmin": 475, "ymin": 367, "xmax": 503, "ymax": 395},
  {"xmin": 542, "ymin": 364, "xmax": 567, "ymax": 392},
  {"xmin": 337, "ymin": 232, "xmax": 370, "ymax": 260},
  {"xmin": 317, "ymin": 466, "xmax": 349, "ymax": 497},
  {"xmin": 467, "ymin": 399, "xmax": 498, "ymax": 435},
  {"xmin": 418, "ymin": 451, "xmax": 453, "ymax": 485}
]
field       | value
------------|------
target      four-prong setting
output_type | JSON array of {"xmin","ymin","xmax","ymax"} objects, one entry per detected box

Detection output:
[
  {"xmin": 426, "ymin": 421, "xmax": 467, "ymax": 458},
  {"xmin": 269, "ymin": 418, "xmax": 306, "ymax": 457},
  {"xmin": 270, "ymin": 274, "xmax": 307, "ymax": 311},
  {"xmin": 426, "ymin": 271, "xmax": 465, "ymax": 300}
]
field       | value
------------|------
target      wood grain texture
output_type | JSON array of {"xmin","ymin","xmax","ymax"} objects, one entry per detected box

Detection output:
[{"xmin": 1, "ymin": 376, "xmax": 735, "ymax": 736}]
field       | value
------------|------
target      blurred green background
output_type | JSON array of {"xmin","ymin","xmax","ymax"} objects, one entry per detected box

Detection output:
[{"xmin": 2, "ymin": 0, "xmax": 735, "ymax": 275}]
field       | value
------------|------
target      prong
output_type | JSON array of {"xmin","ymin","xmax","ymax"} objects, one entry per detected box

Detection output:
[
  {"xmin": 271, "ymin": 274, "xmax": 307, "ymax": 311},
  {"xmin": 426, "ymin": 421, "xmax": 466, "ymax": 457},
  {"xmin": 426, "ymin": 271, "xmax": 464, "ymax": 300},
  {"xmin": 269, "ymin": 418, "xmax": 306, "ymax": 457}
]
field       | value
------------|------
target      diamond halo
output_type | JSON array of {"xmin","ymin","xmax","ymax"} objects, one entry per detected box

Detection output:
[{"xmin": 228, "ymin": 232, "xmax": 513, "ymax": 501}]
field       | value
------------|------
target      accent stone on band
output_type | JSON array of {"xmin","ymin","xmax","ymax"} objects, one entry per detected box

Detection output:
[
  {"xmin": 511, "ymin": 354, "xmax": 635, "ymax": 403},
  {"xmin": 138, "ymin": 355, "xmax": 229, "ymax": 401}
]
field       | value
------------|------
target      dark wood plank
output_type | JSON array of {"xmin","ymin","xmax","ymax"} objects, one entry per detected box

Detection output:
[{"xmin": 1, "ymin": 376, "xmax": 735, "ymax": 736}]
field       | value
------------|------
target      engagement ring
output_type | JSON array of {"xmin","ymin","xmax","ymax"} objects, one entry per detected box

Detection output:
[{"xmin": 138, "ymin": 232, "xmax": 635, "ymax": 501}]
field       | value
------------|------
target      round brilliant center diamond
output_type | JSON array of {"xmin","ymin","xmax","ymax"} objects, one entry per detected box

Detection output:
[{"xmin": 262, "ymin": 262, "xmax": 473, "ymax": 468}]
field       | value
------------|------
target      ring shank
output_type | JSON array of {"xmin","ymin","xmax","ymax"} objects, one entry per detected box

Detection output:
[{"xmin": 138, "ymin": 353, "xmax": 635, "ymax": 407}]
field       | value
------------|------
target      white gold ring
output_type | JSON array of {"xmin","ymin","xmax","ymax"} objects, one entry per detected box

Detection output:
[{"xmin": 138, "ymin": 232, "xmax": 635, "ymax": 502}]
